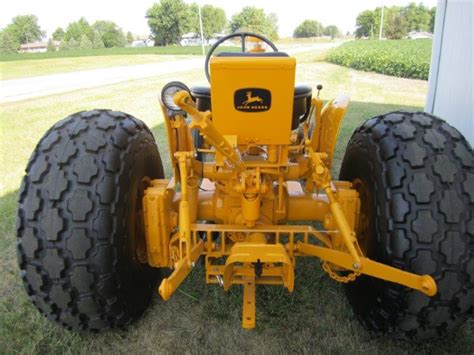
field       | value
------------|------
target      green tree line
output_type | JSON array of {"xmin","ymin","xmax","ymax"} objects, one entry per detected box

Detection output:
[
  {"xmin": 0, "ymin": 15, "xmax": 130, "ymax": 53},
  {"xmin": 55, "ymin": 18, "xmax": 127, "ymax": 51},
  {"xmin": 1, "ymin": 0, "xmax": 282, "ymax": 53},
  {"xmin": 0, "ymin": 1, "xmax": 439, "ymax": 55},
  {"xmin": 293, "ymin": 20, "xmax": 341, "ymax": 39},
  {"xmin": 146, "ymin": 0, "xmax": 278, "ymax": 46},
  {"xmin": 0, "ymin": 15, "xmax": 44, "ymax": 53},
  {"xmin": 356, "ymin": 2, "xmax": 436, "ymax": 39}
]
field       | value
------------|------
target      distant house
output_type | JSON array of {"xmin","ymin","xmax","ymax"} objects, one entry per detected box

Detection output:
[
  {"xmin": 180, "ymin": 33, "xmax": 226, "ymax": 46},
  {"xmin": 407, "ymin": 31, "xmax": 433, "ymax": 39},
  {"xmin": 180, "ymin": 32, "xmax": 203, "ymax": 46},
  {"xmin": 131, "ymin": 36, "xmax": 154, "ymax": 48},
  {"xmin": 19, "ymin": 41, "xmax": 60, "ymax": 53}
]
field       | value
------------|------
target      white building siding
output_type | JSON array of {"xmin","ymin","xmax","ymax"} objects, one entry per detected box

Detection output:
[{"xmin": 425, "ymin": 0, "xmax": 473, "ymax": 145}]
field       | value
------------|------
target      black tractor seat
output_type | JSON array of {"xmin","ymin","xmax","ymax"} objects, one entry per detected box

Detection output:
[{"xmin": 191, "ymin": 84, "xmax": 312, "ymax": 130}]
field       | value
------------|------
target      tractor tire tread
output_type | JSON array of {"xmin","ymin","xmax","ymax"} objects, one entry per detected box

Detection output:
[
  {"xmin": 340, "ymin": 111, "xmax": 473, "ymax": 342},
  {"xmin": 17, "ymin": 110, "xmax": 163, "ymax": 332}
]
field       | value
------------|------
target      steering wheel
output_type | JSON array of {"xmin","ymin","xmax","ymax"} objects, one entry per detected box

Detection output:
[{"xmin": 205, "ymin": 32, "xmax": 279, "ymax": 82}]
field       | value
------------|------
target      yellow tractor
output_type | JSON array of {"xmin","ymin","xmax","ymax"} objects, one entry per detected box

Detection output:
[{"xmin": 17, "ymin": 33, "xmax": 473, "ymax": 341}]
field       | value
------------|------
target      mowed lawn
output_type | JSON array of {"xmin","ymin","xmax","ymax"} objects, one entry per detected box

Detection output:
[
  {"xmin": 0, "ymin": 55, "xmax": 191, "ymax": 80},
  {"xmin": 0, "ymin": 41, "xmax": 329, "ymax": 81},
  {"xmin": 0, "ymin": 54, "xmax": 473, "ymax": 354}
]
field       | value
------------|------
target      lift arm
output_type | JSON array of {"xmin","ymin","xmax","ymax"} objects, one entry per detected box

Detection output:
[
  {"xmin": 296, "ymin": 242, "xmax": 437, "ymax": 296},
  {"xmin": 174, "ymin": 90, "xmax": 246, "ymax": 173}
]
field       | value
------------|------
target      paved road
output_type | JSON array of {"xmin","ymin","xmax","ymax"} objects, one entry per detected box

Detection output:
[{"xmin": 0, "ymin": 42, "xmax": 342, "ymax": 103}]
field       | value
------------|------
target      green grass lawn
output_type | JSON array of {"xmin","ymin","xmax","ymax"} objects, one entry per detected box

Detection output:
[
  {"xmin": 0, "ymin": 45, "xmax": 239, "ymax": 62},
  {"xmin": 0, "ymin": 46, "xmax": 237, "ymax": 81},
  {"xmin": 0, "ymin": 42, "xmax": 330, "ymax": 81},
  {"xmin": 0, "ymin": 55, "xmax": 191, "ymax": 81},
  {"xmin": 0, "ymin": 55, "xmax": 472, "ymax": 353},
  {"xmin": 0, "ymin": 38, "xmax": 327, "ymax": 63}
]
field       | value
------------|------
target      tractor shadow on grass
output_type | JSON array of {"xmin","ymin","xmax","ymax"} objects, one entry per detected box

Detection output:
[{"xmin": 0, "ymin": 101, "xmax": 472, "ymax": 353}]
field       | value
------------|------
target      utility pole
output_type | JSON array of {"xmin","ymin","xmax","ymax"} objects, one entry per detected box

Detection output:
[
  {"xmin": 198, "ymin": 4, "xmax": 205, "ymax": 56},
  {"xmin": 379, "ymin": 0, "xmax": 385, "ymax": 40}
]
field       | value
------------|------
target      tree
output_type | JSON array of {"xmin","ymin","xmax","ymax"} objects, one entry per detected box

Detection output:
[
  {"xmin": 324, "ymin": 25, "xmax": 341, "ymax": 39},
  {"xmin": 52, "ymin": 27, "xmax": 65, "ymax": 41},
  {"xmin": 68, "ymin": 38, "xmax": 79, "ymax": 50},
  {"xmin": 429, "ymin": 7, "xmax": 437, "ymax": 32},
  {"xmin": 64, "ymin": 18, "xmax": 93, "ymax": 42},
  {"xmin": 92, "ymin": 31, "xmax": 105, "ymax": 48},
  {"xmin": 293, "ymin": 20, "xmax": 323, "ymax": 38},
  {"xmin": 230, "ymin": 6, "xmax": 279, "ymax": 40},
  {"xmin": 146, "ymin": 0, "xmax": 193, "ymax": 46},
  {"xmin": 187, "ymin": 3, "xmax": 227, "ymax": 40},
  {"xmin": 266, "ymin": 13, "xmax": 279, "ymax": 40},
  {"xmin": 403, "ymin": 2, "xmax": 431, "ymax": 32},
  {"xmin": 355, "ymin": 9, "xmax": 379, "ymax": 38},
  {"xmin": 47, "ymin": 38, "xmax": 56, "ymax": 51},
  {"xmin": 0, "ymin": 29, "xmax": 20, "ymax": 53},
  {"xmin": 93, "ymin": 20, "xmax": 126, "ymax": 47},
  {"xmin": 79, "ymin": 34, "xmax": 93, "ymax": 49},
  {"xmin": 355, "ymin": 4, "xmax": 436, "ymax": 40},
  {"xmin": 199, "ymin": 5, "xmax": 227, "ymax": 40},
  {"xmin": 59, "ymin": 39, "xmax": 70, "ymax": 51},
  {"xmin": 126, "ymin": 31, "xmax": 134, "ymax": 44},
  {"xmin": 385, "ymin": 7, "xmax": 408, "ymax": 39},
  {"xmin": 4, "ymin": 15, "xmax": 44, "ymax": 44}
]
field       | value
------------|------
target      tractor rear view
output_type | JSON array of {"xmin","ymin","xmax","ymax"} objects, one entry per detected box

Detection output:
[{"xmin": 17, "ymin": 33, "xmax": 473, "ymax": 341}]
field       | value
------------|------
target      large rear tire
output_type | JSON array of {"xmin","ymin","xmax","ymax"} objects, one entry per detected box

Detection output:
[
  {"xmin": 340, "ymin": 111, "xmax": 473, "ymax": 341},
  {"xmin": 17, "ymin": 110, "xmax": 164, "ymax": 332}
]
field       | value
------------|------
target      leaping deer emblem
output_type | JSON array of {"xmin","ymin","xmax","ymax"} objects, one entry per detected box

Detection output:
[{"xmin": 242, "ymin": 91, "xmax": 264, "ymax": 106}]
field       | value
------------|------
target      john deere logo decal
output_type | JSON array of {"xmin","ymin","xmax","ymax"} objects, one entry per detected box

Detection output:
[{"xmin": 235, "ymin": 88, "xmax": 271, "ymax": 112}]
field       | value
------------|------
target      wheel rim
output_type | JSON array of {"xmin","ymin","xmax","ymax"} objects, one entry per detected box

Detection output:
[
  {"xmin": 129, "ymin": 176, "xmax": 151, "ymax": 265},
  {"xmin": 352, "ymin": 178, "xmax": 374, "ymax": 255}
]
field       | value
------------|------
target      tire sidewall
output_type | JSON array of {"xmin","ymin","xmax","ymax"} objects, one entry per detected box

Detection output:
[{"xmin": 114, "ymin": 127, "xmax": 163, "ymax": 315}]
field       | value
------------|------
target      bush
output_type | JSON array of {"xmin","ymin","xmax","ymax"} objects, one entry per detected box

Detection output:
[
  {"xmin": 92, "ymin": 31, "xmax": 105, "ymax": 49},
  {"xmin": 68, "ymin": 38, "xmax": 79, "ymax": 50},
  {"xmin": 327, "ymin": 39, "xmax": 432, "ymax": 80},
  {"xmin": 47, "ymin": 38, "xmax": 56, "ymax": 52},
  {"xmin": 80, "ymin": 34, "xmax": 93, "ymax": 49},
  {"xmin": 293, "ymin": 20, "xmax": 323, "ymax": 38},
  {"xmin": 0, "ymin": 29, "xmax": 20, "ymax": 53},
  {"xmin": 59, "ymin": 40, "xmax": 70, "ymax": 51}
]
